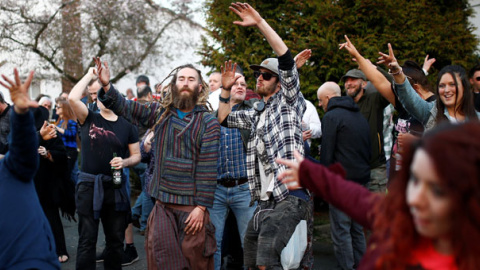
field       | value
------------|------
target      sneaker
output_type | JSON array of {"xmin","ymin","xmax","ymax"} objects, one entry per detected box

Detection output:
[
  {"xmin": 122, "ymin": 245, "xmax": 139, "ymax": 266},
  {"xmin": 95, "ymin": 248, "xmax": 105, "ymax": 263}
]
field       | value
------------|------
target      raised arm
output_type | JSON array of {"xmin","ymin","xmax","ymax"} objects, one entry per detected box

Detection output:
[
  {"xmin": 340, "ymin": 35, "xmax": 395, "ymax": 106},
  {"xmin": 377, "ymin": 44, "xmax": 434, "ymax": 124},
  {"xmin": 230, "ymin": 2, "xmax": 287, "ymax": 57},
  {"xmin": 69, "ymin": 67, "xmax": 96, "ymax": 124},
  {"xmin": 0, "ymin": 69, "xmax": 39, "ymax": 181},
  {"xmin": 294, "ymin": 49, "xmax": 312, "ymax": 69},
  {"xmin": 218, "ymin": 60, "xmax": 241, "ymax": 124}
]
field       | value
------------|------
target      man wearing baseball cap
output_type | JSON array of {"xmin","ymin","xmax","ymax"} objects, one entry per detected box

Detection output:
[
  {"xmin": 342, "ymin": 68, "xmax": 389, "ymax": 192},
  {"xmin": 218, "ymin": 3, "xmax": 309, "ymax": 270},
  {"xmin": 341, "ymin": 68, "xmax": 388, "ymax": 186}
]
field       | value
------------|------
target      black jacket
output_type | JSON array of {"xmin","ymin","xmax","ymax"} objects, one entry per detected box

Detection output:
[{"xmin": 320, "ymin": 96, "xmax": 371, "ymax": 184}]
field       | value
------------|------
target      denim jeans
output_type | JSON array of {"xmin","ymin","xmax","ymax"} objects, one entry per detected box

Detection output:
[
  {"xmin": 131, "ymin": 191, "xmax": 154, "ymax": 230},
  {"xmin": 75, "ymin": 182, "xmax": 128, "ymax": 270},
  {"xmin": 329, "ymin": 204, "xmax": 366, "ymax": 270},
  {"xmin": 131, "ymin": 162, "xmax": 153, "ymax": 230},
  {"xmin": 208, "ymin": 182, "xmax": 256, "ymax": 270}
]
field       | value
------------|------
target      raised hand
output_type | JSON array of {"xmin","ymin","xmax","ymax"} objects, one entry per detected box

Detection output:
[
  {"xmin": 377, "ymin": 43, "xmax": 400, "ymax": 71},
  {"xmin": 339, "ymin": 35, "xmax": 363, "ymax": 61},
  {"xmin": 220, "ymin": 60, "xmax": 241, "ymax": 91},
  {"xmin": 93, "ymin": 57, "xmax": 110, "ymax": 87},
  {"xmin": 230, "ymin": 2, "xmax": 263, "ymax": 27},
  {"xmin": 422, "ymin": 54, "xmax": 436, "ymax": 74},
  {"xmin": 0, "ymin": 69, "xmax": 36, "ymax": 114},
  {"xmin": 294, "ymin": 49, "xmax": 312, "ymax": 69},
  {"xmin": 87, "ymin": 67, "xmax": 98, "ymax": 80}
]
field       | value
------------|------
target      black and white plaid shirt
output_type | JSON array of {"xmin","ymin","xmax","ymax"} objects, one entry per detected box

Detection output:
[{"xmin": 226, "ymin": 55, "xmax": 306, "ymax": 204}]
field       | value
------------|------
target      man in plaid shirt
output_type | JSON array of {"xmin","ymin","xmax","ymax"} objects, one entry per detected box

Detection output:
[{"xmin": 218, "ymin": 3, "xmax": 309, "ymax": 269}]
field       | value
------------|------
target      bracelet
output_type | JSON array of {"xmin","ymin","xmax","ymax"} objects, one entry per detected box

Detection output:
[
  {"xmin": 389, "ymin": 68, "xmax": 403, "ymax": 76},
  {"xmin": 98, "ymin": 79, "xmax": 109, "ymax": 87},
  {"xmin": 219, "ymin": 95, "xmax": 230, "ymax": 104}
]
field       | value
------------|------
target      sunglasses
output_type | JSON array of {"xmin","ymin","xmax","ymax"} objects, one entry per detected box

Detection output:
[
  {"xmin": 475, "ymin": 77, "xmax": 480, "ymax": 82},
  {"xmin": 253, "ymin": 71, "xmax": 277, "ymax": 81}
]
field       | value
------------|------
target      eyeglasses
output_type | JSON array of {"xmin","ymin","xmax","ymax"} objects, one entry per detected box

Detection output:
[
  {"xmin": 253, "ymin": 71, "xmax": 277, "ymax": 81},
  {"xmin": 475, "ymin": 77, "xmax": 480, "ymax": 82}
]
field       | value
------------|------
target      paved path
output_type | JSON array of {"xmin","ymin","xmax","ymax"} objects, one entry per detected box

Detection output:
[{"xmin": 60, "ymin": 217, "xmax": 339, "ymax": 270}]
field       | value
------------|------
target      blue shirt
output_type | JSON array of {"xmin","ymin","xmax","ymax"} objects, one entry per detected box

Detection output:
[
  {"xmin": 176, "ymin": 108, "xmax": 191, "ymax": 120},
  {"xmin": 217, "ymin": 104, "xmax": 247, "ymax": 180},
  {"xmin": 58, "ymin": 119, "xmax": 77, "ymax": 148}
]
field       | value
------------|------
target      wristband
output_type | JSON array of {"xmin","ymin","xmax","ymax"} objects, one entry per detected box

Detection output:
[
  {"xmin": 98, "ymin": 79, "xmax": 109, "ymax": 87},
  {"xmin": 219, "ymin": 95, "xmax": 230, "ymax": 104},
  {"xmin": 388, "ymin": 68, "xmax": 403, "ymax": 76}
]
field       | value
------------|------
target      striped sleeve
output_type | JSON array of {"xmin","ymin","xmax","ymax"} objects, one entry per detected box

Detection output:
[
  {"xmin": 194, "ymin": 114, "xmax": 221, "ymax": 207},
  {"xmin": 99, "ymin": 84, "xmax": 163, "ymax": 128}
]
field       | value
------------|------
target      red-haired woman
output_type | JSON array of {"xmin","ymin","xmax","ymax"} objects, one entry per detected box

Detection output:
[{"xmin": 277, "ymin": 122, "xmax": 480, "ymax": 270}]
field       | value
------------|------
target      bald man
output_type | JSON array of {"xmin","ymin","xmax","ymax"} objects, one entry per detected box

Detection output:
[{"xmin": 316, "ymin": 82, "xmax": 371, "ymax": 270}]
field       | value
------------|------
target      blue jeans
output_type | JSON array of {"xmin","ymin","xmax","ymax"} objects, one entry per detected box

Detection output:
[
  {"xmin": 329, "ymin": 204, "xmax": 366, "ymax": 270},
  {"xmin": 131, "ymin": 163, "xmax": 153, "ymax": 230},
  {"xmin": 208, "ymin": 182, "xmax": 256, "ymax": 270},
  {"xmin": 131, "ymin": 191, "xmax": 154, "ymax": 230}
]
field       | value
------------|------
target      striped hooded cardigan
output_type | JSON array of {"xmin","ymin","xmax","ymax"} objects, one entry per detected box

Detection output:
[{"xmin": 99, "ymin": 85, "xmax": 220, "ymax": 208}]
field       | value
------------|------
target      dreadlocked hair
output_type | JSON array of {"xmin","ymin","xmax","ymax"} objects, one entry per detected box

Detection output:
[{"xmin": 151, "ymin": 64, "xmax": 213, "ymax": 131}]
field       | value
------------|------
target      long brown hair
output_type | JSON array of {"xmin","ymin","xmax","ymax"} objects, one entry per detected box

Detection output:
[
  {"xmin": 55, "ymin": 98, "xmax": 76, "ymax": 129},
  {"xmin": 152, "ymin": 64, "xmax": 211, "ymax": 129},
  {"xmin": 435, "ymin": 65, "xmax": 478, "ymax": 124},
  {"xmin": 372, "ymin": 122, "xmax": 480, "ymax": 269}
]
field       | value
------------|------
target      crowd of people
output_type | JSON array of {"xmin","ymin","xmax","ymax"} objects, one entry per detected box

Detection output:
[{"xmin": 1, "ymin": 2, "xmax": 480, "ymax": 270}]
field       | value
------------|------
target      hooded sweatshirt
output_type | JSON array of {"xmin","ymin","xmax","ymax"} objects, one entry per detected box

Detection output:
[{"xmin": 320, "ymin": 96, "xmax": 371, "ymax": 184}]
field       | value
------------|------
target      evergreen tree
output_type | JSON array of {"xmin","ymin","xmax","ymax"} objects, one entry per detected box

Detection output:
[{"xmin": 201, "ymin": 0, "xmax": 478, "ymax": 103}]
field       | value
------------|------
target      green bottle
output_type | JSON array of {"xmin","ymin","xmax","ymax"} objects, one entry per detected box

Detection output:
[{"xmin": 112, "ymin": 152, "xmax": 122, "ymax": 189}]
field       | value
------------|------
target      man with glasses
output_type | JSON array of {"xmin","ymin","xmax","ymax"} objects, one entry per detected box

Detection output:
[
  {"xmin": 217, "ymin": 3, "xmax": 309, "ymax": 269},
  {"xmin": 468, "ymin": 64, "xmax": 480, "ymax": 111}
]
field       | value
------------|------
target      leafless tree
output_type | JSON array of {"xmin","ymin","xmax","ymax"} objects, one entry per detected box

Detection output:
[{"xmin": 0, "ymin": 0, "xmax": 205, "ymax": 92}]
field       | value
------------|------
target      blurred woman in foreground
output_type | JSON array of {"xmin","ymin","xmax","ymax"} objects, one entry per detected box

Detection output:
[{"xmin": 277, "ymin": 122, "xmax": 480, "ymax": 270}]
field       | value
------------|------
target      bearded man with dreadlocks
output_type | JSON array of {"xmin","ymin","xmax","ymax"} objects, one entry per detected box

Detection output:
[{"xmin": 95, "ymin": 59, "xmax": 221, "ymax": 269}]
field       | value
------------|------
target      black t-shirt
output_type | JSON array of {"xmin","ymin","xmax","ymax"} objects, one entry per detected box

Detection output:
[
  {"xmin": 474, "ymin": 92, "xmax": 480, "ymax": 112},
  {"xmin": 79, "ymin": 111, "xmax": 138, "ymax": 176}
]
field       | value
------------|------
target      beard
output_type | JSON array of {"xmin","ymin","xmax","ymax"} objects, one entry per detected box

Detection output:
[
  {"xmin": 346, "ymin": 84, "xmax": 362, "ymax": 98},
  {"xmin": 172, "ymin": 84, "xmax": 200, "ymax": 110},
  {"xmin": 256, "ymin": 82, "xmax": 277, "ymax": 98}
]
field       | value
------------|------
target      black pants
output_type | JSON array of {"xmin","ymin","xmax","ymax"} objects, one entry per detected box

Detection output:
[
  {"xmin": 75, "ymin": 182, "xmax": 127, "ymax": 270},
  {"xmin": 42, "ymin": 205, "xmax": 68, "ymax": 257}
]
